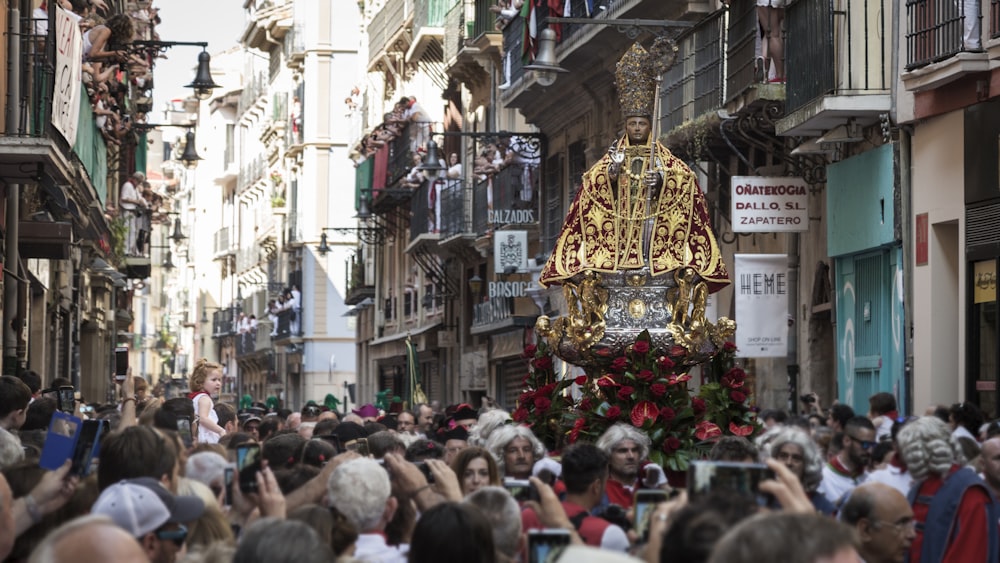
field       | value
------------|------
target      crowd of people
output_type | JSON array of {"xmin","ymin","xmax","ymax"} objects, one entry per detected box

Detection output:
[{"xmin": 2, "ymin": 366, "xmax": 1000, "ymax": 563}]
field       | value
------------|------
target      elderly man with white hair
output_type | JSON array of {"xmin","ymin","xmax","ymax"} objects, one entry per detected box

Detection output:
[
  {"xmin": 595, "ymin": 423, "xmax": 666, "ymax": 509},
  {"xmin": 326, "ymin": 457, "xmax": 406, "ymax": 562},
  {"xmin": 897, "ymin": 416, "xmax": 998, "ymax": 562},
  {"xmin": 485, "ymin": 425, "xmax": 546, "ymax": 480}
]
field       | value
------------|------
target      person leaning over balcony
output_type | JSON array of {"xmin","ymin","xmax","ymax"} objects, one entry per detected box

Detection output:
[{"xmin": 83, "ymin": 13, "xmax": 133, "ymax": 63}]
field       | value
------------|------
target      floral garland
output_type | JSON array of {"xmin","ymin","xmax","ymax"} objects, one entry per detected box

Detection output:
[{"xmin": 515, "ymin": 330, "xmax": 759, "ymax": 471}]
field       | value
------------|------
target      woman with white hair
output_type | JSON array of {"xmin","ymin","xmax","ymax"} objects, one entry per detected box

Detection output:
[
  {"xmin": 760, "ymin": 426, "xmax": 834, "ymax": 514},
  {"xmin": 897, "ymin": 416, "xmax": 998, "ymax": 562},
  {"xmin": 485, "ymin": 425, "xmax": 546, "ymax": 479},
  {"xmin": 467, "ymin": 408, "xmax": 511, "ymax": 448}
]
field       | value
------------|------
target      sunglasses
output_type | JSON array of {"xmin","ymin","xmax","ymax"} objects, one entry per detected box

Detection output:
[
  {"xmin": 848, "ymin": 435, "xmax": 877, "ymax": 450},
  {"xmin": 155, "ymin": 524, "xmax": 188, "ymax": 547}
]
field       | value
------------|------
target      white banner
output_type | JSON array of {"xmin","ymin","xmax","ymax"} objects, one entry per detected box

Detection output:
[
  {"xmin": 734, "ymin": 254, "xmax": 788, "ymax": 358},
  {"xmin": 52, "ymin": 7, "xmax": 83, "ymax": 144},
  {"xmin": 494, "ymin": 230, "xmax": 528, "ymax": 273},
  {"xmin": 731, "ymin": 176, "xmax": 809, "ymax": 232}
]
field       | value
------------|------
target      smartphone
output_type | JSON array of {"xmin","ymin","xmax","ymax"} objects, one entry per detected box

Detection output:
[
  {"xmin": 634, "ymin": 489, "xmax": 668, "ymax": 541},
  {"xmin": 687, "ymin": 461, "xmax": 775, "ymax": 505},
  {"xmin": 346, "ymin": 438, "xmax": 369, "ymax": 457},
  {"xmin": 71, "ymin": 420, "xmax": 103, "ymax": 477},
  {"xmin": 236, "ymin": 444, "xmax": 262, "ymax": 494},
  {"xmin": 115, "ymin": 346, "xmax": 129, "ymax": 382},
  {"xmin": 176, "ymin": 418, "xmax": 193, "ymax": 448},
  {"xmin": 415, "ymin": 461, "xmax": 435, "ymax": 484},
  {"xmin": 315, "ymin": 434, "xmax": 342, "ymax": 454},
  {"xmin": 503, "ymin": 478, "xmax": 539, "ymax": 503},
  {"xmin": 527, "ymin": 529, "xmax": 571, "ymax": 563},
  {"xmin": 57, "ymin": 386, "xmax": 76, "ymax": 414},
  {"xmin": 223, "ymin": 467, "xmax": 234, "ymax": 507}
]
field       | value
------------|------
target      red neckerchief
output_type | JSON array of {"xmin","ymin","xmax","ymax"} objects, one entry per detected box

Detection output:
[
  {"xmin": 884, "ymin": 410, "xmax": 898, "ymax": 421},
  {"xmin": 890, "ymin": 454, "xmax": 908, "ymax": 472},
  {"xmin": 188, "ymin": 391, "xmax": 206, "ymax": 400},
  {"xmin": 828, "ymin": 454, "xmax": 863, "ymax": 479}
]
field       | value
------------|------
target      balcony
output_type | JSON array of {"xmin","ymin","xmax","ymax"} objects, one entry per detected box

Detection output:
[
  {"xmin": 284, "ymin": 22, "xmax": 307, "ymax": 69},
  {"xmin": 0, "ymin": 17, "xmax": 106, "ymax": 206},
  {"xmin": 345, "ymin": 254, "xmax": 375, "ymax": 306},
  {"xmin": 236, "ymin": 322, "xmax": 273, "ymax": 357},
  {"xmin": 775, "ymin": 0, "xmax": 892, "ymax": 136},
  {"xmin": 902, "ymin": 0, "xmax": 989, "ymax": 91},
  {"xmin": 470, "ymin": 296, "xmax": 537, "ymax": 335},
  {"xmin": 272, "ymin": 308, "xmax": 301, "ymax": 340},
  {"xmin": 660, "ymin": 11, "xmax": 725, "ymax": 135},
  {"xmin": 368, "ymin": 0, "xmax": 415, "ymax": 71},
  {"xmin": 502, "ymin": 0, "xmax": 712, "ymax": 112},
  {"xmin": 408, "ymin": 0, "xmax": 455, "ymax": 62},
  {"xmin": 238, "ymin": 155, "xmax": 267, "ymax": 195},
  {"xmin": 445, "ymin": 0, "xmax": 500, "ymax": 88},
  {"xmin": 212, "ymin": 306, "xmax": 240, "ymax": 338},
  {"xmin": 723, "ymin": 0, "xmax": 787, "ymax": 114},
  {"xmin": 213, "ymin": 227, "xmax": 235, "ymax": 260},
  {"xmin": 371, "ymin": 122, "xmax": 419, "ymax": 214},
  {"xmin": 440, "ymin": 180, "xmax": 471, "ymax": 239},
  {"xmin": 238, "ymin": 71, "xmax": 268, "ymax": 119},
  {"xmin": 408, "ymin": 179, "xmax": 442, "ymax": 247}
]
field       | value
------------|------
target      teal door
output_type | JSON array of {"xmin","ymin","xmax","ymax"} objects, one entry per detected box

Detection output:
[{"xmin": 835, "ymin": 246, "xmax": 905, "ymax": 414}]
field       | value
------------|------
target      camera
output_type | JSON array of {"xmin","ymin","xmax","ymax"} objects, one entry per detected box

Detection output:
[{"xmin": 800, "ymin": 393, "xmax": 816, "ymax": 403}]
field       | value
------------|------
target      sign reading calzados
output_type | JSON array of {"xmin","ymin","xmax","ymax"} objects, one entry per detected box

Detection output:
[{"xmin": 731, "ymin": 176, "xmax": 809, "ymax": 232}]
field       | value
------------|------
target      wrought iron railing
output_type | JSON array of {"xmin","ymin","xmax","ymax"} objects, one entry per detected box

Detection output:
[
  {"xmin": 410, "ymin": 179, "xmax": 441, "ymax": 240},
  {"xmin": 414, "ymin": 0, "xmax": 453, "ymax": 36},
  {"xmin": 786, "ymin": 0, "xmax": 890, "ymax": 111},
  {"xmin": 471, "ymin": 0, "xmax": 498, "ymax": 38},
  {"xmin": 725, "ymin": 0, "xmax": 761, "ymax": 102},
  {"xmin": 906, "ymin": 0, "xmax": 980, "ymax": 68},
  {"xmin": 212, "ymin": 306, "xmax": 240, "ymax": 338},
  {"xmin": 472, "ymin": 178, "xmax": 491, "ymax": 236},
  {"xmin": 443, "ymin": 0, "xmax": 465, "ymax": 63},
  {"xmin": 490, "ymin": 163, "xmax": 540, "ymax": 226},
  {"xmin": 214, "ymin": 227, "xmax": 230, "ymax": 255},
  {"xmin": 501, "ymin": 14, "xmax": 526, "ymax": 88},
  {"xmin": 369, "ymin": 0, "xmax": 415, "ymax": 65},
  {"xmin": 660, "ymin": 11, "xmax": 725, "ymax": 133},
  {"xmin": 440, "ymin": 180, "xmax": 470, "ymax": 237},
  {"xmin": 388, "ymin": 122, "xmax": 416, "ymax": 186}
]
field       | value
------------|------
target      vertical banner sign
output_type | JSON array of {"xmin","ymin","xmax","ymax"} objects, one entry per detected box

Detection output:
[
  {"xmin": 734, "ymin": 254, "xmax": 788, "ymax": 357},
  {"xmin": 495, "ymin": 230, "xmax": 528, "ymax": 272},
  {"xmin": 731, "ymin": 176, "xmax": 809, "ymax": 232},
  {"xmin": 915, "ymin": 213, "xmax": 929, "ymax": 266},
  {"xmin": 52, "ymin": 7, "xmax": 83, "ymax": 143}
]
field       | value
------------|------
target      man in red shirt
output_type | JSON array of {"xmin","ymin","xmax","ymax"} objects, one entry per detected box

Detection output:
[
  {"xmin": 595, "ymin": 423, "xmax": 666, "ymax": 509},
  {"xmin": 897, "ymin": 416, "xmax": 998, "ymax": 563},
  {"xmin": 522, "ymin": 443, "xmax": 629, "ymax": 551}
]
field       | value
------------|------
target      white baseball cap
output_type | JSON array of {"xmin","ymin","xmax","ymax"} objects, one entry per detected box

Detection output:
[{"xmin": 92, "ymin": 477, "xmax": 205, "ymax": 538}]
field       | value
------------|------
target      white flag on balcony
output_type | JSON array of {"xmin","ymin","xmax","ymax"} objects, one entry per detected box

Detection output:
[{"xmin": 52, "ymin": 7, "xmax": 83, "ymax": 144}]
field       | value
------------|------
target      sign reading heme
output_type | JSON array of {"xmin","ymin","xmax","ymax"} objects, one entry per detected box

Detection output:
[{"xmin": 731, "ymin": 176, "xmax": 809, "ymax": 232}]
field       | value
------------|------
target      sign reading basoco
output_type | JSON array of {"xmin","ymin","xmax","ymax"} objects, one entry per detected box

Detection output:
[{"xmin": 731, "ymin": 176, "xmax": 809, "ymax": 232}]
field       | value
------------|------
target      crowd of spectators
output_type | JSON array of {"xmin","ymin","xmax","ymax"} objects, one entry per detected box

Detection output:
[{"xmin": 4, "ymin": 368, "xmax": 1000, "ymax": 563}]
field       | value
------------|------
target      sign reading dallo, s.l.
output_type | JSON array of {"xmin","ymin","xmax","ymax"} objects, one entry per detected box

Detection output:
[{"xmin": 731, "ymin": 176, "xmax": 809, "ymax": 233}]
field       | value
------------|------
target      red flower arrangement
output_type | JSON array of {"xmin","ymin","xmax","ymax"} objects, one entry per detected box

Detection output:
[{"xmin": 517, "ymin": 330, "xmax": 759, "ymax": 470}]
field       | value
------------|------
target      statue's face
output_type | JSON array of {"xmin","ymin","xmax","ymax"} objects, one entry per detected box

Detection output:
[{"xmin": 626, "ymin": 116, "xmax": 651, "ymax": 144}]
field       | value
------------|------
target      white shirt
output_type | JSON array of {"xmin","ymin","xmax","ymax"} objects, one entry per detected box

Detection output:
[
  {"xmin": 353, "ymin": 534, "xmax": 408, "ymax": 563},
  {"xmin": 120, "ymin": 180, "xmax": 140, "ymax": 211},
  {"xmin": 867, "ymin": 464, "xmax": 913, "ymax": 497},
  {"xmin": 818, "ymin": 462, "xmax": 867, "ymax": 506}
]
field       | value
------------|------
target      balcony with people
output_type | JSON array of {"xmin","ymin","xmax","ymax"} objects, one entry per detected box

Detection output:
[{"xmin": 901, "ymin": 0, "xmax": 992, "ymax": 92}]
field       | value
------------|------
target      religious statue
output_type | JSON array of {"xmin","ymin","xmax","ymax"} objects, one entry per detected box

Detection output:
[{"xmin": 536, "ymin": 39, "xmax": 735, "ymax": 369}]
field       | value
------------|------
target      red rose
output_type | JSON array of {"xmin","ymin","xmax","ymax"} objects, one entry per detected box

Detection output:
[
  {"xmin": 669, "ymin": 345, "xmax": 687, "ymax": 358},
  {"xmin": 659, "ymin": 406, "xmax": 675, "ymax": 421},
  {"xmin": 518, "ymin": 391, "xmax": 534, "ymax": 405},
  {"xmin": 694, "ymin": 421, "xmax": 722, "ymax": 441},
  {"xmin": 538, "ymin": 383, "xmax": 557, "ymax": 397},
  {"xmin": 523, "ymin": 344, "xmax": 538, "ymax": 357},
  {"xmin": 533, "ymin": 357, "xmax": 553, "ymax": 370},
  {"xmin": 636, "ymin": 369, "xmax": 655, "ymax": 382},
  {"xmin": 521, "ymin": 374, "xmax": 530, "ymax": 386},
  {"xmin": 617, "ymin": 386, "xmax": 635, "ymax": 401},
  {"xmin": 729, "ymin": 390, "xmax": 747, "ymax": 403},
  {"xmin": 723, "ymin": 341, "xmax": 737, "ymax": 352},
  {"xmin": 575, "ymin": 375, "xmax": 588, "ymax": 386},
  {"xmin": 657, "ymin": 356, "xmax": 675, "ymax": 370},
  {"xmin": 596, "ymin": 375, "xmax": 618, "ymax": 388},
  {"xmin": 663, "ymin": 436, "xmax": 681, "ymax": 452},
  {"xmin": 650, "ymin": 383, "xmax": 667, "ymax": 397},
  {"xmin": 725, "ymin": 367, "xmax": 746, "ymax": 382},
  {"xmin": 534, "ymin": 396, "xmax": 552, "ymax": 411},
  {"xmin": 610, "ymin": 356, "xmax": 628, "ymax": 372},
  {"xmin": 692, "ymin": 397, "xmax": 707, "ymax": 415},
  {"xmin": 633, "ymin": 340, "xmax": 650, "ymax": 354},
  {"xmin": 512, "ymin": 408, "xmax": 529, "ymax": 422},
  {"xmin": 729, "ymin": 421, "xmax": 754, "ymax": 436},
  {"xmin": 579, "ymin": 398, "xmax": 593, "ymax": 411},
  {"xmin": 605, "ymin": 406, "xmax": 621, "ymax": 420}
]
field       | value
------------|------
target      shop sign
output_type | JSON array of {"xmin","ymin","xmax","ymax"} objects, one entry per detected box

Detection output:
[
  {"xmin": 974, "ymin": 260, "xmax": 996, "ymax": 304},
  {"xmin": 488, "ymin": 280, "xmax": 531, "ymax": 298},
  {"xmin": 731, "ymin": 176, "xmax": 809, "ymax": 232},
  {"xmin": 734, "ymin": 254, "xmax": 788, "ymax": 357},
  {"xmin": 494, "ymin": 231, "xmax": 528, "ymax": 272}
]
